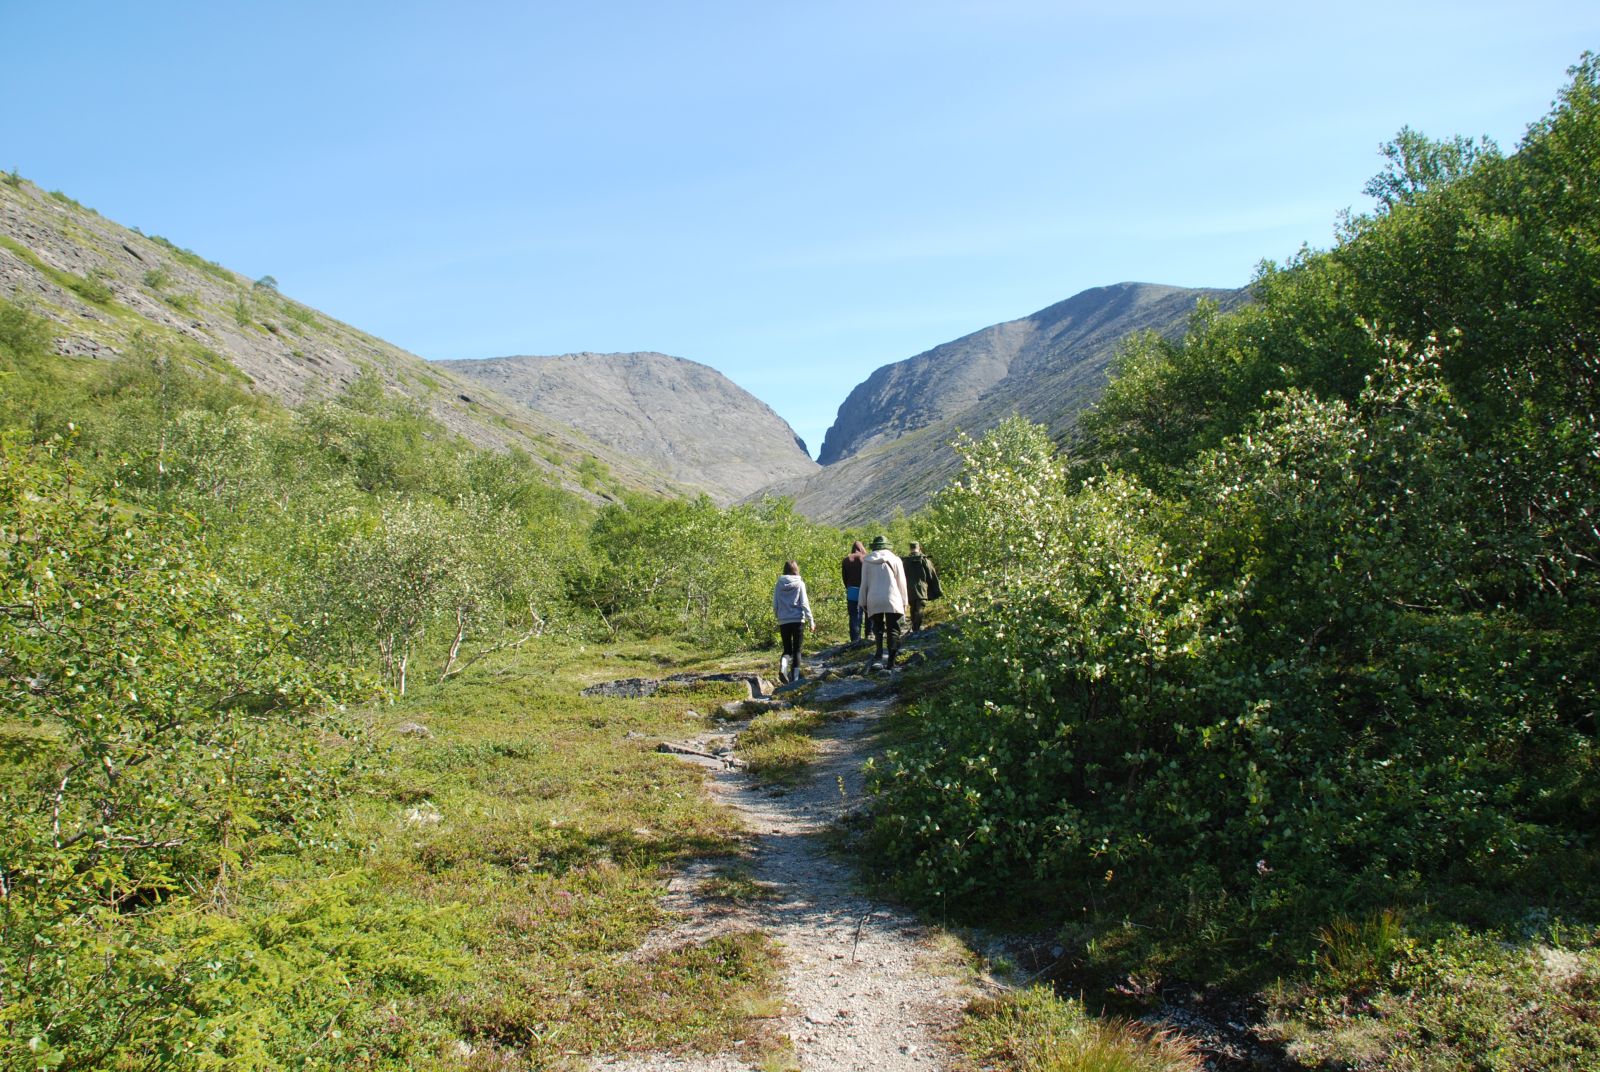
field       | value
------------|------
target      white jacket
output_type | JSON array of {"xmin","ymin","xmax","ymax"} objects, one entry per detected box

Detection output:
[{"xmin": 858, "ymin": 550, "xmax": 908, "ymax": 616}]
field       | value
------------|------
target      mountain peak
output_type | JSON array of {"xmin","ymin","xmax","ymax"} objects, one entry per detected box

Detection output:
[
  {"xmin": 817, "ymin": 282, "xmax": 1232, "ymax": 466},
  {"xmin": 770, "ymin": 282, "xmax": 1245, "ymax": 523}
]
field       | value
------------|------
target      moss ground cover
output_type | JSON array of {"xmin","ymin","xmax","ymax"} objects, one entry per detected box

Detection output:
[
  {"xmin": 332, "ymin": 639, "xmax": 786, "ymax": 1067},
  {"xmin": 1, "ymin": 632, "xmax": 788, "ymax": 1070},
  {"xmin": 1266, "ymin": 923, "xmax": 1600, "ymax": 1070}
]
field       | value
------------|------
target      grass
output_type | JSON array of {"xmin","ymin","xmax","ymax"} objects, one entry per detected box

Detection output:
[
  {"xmin": 702, "ymin": 863, "xmax": 779, "ymax": 905},
  {"xmin": 0, "ymin": 236, "xmax": 121, "ymax": 312},
  {"xmin": 162, "ymin": 290, "xmax": 199, "ymax": 314},
  {"xmin": 1314, "ymin": 907, "xmax": 1407, "ymax": 991},
  {"xmin": 321, "ymin": 637, "xmax": 790, "ymax": 1067},
  {"xmin": 47, "ymin": 188, "xmax": 89, "ymax": 212},
  {"xmin": 957, "ymin": 987, "xmax": 1204, "ymax": 1072},
  {"xmin": 1264, "ymin": 922, "xmax": 1600, "ymax": 1071},
  {"xmin": 0, "ymin": 637, "xmax": 790, "ymax": 1069},
  {"xmin": 148, "ymin": 233, "xmax": 236, "ymax": 283},
  {"xmin": 738, "ymin": 707, "xmax": 828, "ymax": 787}
]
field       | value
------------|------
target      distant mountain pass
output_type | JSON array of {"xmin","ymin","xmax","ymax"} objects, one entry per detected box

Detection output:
[
  {"xmin": 439, "ymin": 352, "xmax": 819, "ymax": 504},
  {"xmin": 764, "ymin": 282, "xmax": 1246, "ymax": 523}
]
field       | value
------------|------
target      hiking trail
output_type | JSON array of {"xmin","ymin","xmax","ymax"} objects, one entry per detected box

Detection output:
[{"xmin": 594, "ymin": 636, "xmax": 974, "ymax": 1072}]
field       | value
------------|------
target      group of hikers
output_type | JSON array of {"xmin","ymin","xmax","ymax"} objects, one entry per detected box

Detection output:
[{"xmin": 771, "ymin": 537, "xmax": 941, "ymax": 684}]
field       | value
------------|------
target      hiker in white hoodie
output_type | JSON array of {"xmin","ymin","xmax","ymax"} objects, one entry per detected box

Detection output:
[
  {"xmin": 858, "ymin": 535, "xmax": 909, "ymax": 669},
  {"xmin": 772, "ymin": 559, "xmax": 815, "ymax": 683}
]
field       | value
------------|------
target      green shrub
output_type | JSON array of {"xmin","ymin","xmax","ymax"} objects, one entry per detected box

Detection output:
[
  {"xmin": 65, "ymin": 267, "xmax": 114, "ymax": 304},
  {"xmin": 0, "ymin": 436, "xmax": 366, "ymax": 1067},
  {"xmin": 162, "ymin": 289, "xmax": 198, "ymax": 313},
  {"xmin": 580, "ymin": 493, "xmax": 847, "ymax": 648},
  {"xmin": 868, "ymin": 59, "xmax": 1600, "ymax": 968}
]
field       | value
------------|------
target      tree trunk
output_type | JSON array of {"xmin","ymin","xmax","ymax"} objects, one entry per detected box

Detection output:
[{"xmin": 440, "ymin": 606, "xmax": 468, "ymax": 683}]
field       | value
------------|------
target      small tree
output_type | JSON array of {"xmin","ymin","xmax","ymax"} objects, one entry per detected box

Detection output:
[{"xmin": 333, "ymin": 498, "xmax": 467, "ymax": 694}]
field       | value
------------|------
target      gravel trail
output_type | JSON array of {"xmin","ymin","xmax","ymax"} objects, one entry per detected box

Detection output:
[{"xmin": 596, "ymin": 652, "xmax": 970, "ymax": 1072}]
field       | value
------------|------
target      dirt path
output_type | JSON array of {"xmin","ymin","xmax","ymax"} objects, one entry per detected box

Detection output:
[{"xmin": 595, "ymin": 647, "xmax": 972, "ymax": 1072}]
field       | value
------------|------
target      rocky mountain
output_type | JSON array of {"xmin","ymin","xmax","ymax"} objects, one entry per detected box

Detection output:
[
  {"xmin": 763, "ymin": 283, "xmax": 1246, "ymax": 524},
  {"xmin": 0, "ymin": 177, "xmax": 683, "ymax": 501},
  {"xmin": 439, "ymin": 352, "xmax": 818, "ymax": 503},
  {"xmin": 1, "ymin": 175, "xmax": 1243, "ymax": 522}
]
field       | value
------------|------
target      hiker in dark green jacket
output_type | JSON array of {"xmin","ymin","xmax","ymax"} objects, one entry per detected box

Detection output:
[{"xmin": 903, "ymin": 542, "xmax": 941, "ymax": 632}]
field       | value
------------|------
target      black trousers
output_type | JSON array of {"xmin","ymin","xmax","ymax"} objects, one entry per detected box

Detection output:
[
  {"xmin": 869, "ymin": 612, "xmax": 903, "ymax": 663},
  {"xmin": 780, "ymin": 622, "xmax": 804, "ymax": 675},
  {"xmin": 910, "ymin": 598, "xmax": 926, "ymax": 632}
]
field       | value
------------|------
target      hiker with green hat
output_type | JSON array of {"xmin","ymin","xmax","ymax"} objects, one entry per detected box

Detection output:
[{"xmin": 858, "ymin": 535, "xmax": 908, "ymax": 669}]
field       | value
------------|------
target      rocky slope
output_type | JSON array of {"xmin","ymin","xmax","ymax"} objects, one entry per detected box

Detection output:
[
  {"xmin": 440, "ymin": 352, "xmax": 818, "ymax": 504},
  {"xmin": 0, "ymin": 177, "xmax": 682, "ymax": 501},
  {"xmin": 767, "ymin": 283, "xmax": 1246, "ymax": 523}
]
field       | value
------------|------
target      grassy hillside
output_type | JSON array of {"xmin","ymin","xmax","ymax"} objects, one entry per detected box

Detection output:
[{"xmin": 0, "ymin": 174, "xmax": 684, "ymax": 503}]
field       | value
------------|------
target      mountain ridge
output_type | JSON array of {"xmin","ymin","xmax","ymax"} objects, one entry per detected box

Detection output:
[
  {"xmin": 0, "ymin": 177, "xmax": 692, "ymax": 502},
  {"xmin": 2, "ymin": 175, "xmax": 1241, "ymax": 524},
  {"xmin": 438, "ymin": 351, "xmax": 819, "ymax": 503},
  {"xmin": 817, "ymin": 282, "xmax": 1241, "ymax": 466},
  {"xmin": 764, "ymin": 281, "xmax": 1247, "ymax": 523}
]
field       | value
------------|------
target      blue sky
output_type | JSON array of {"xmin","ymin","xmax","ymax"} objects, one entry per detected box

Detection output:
[{"xmin": 3, "ymin": 2, "xmax": 1595, "ymax": 455}]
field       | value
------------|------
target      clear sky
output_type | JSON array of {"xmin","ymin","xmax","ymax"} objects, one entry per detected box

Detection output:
[{"xmin": 3, "ymin": 2, "xmax": 1595, "ymax": 455}]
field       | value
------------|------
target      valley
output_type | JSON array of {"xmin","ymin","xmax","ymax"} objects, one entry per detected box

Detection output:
[{"xmin": 4, "ymin": 52, "xmax": 1600, "ymax": 1072}]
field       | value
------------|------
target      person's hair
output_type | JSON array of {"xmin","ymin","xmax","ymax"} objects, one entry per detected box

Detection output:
[
  {"xmin": 850, "ymin": 540, "xmax": 865, "ymax": 554},
  {"xmin": 782, "ymin": 560, "xmax": 800, "ymax": 575},
  {"xmin": 909, "ymin": 541, "xmax": 922, "ymax": 551}
]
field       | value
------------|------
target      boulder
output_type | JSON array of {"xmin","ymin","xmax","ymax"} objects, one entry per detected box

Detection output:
[{"xmin": 807, "ymin": 678, "xmax": 888, "ymax": 705}]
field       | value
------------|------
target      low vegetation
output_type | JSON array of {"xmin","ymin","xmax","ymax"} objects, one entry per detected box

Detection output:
[
  {"xmin": 0, "ymin": 303, "xmax": 840, "ymax": 1067},
  {"xmin": 739, "ymin": 707, "xmax": 829, "ymax": 787},
  {"xmin": 857, "ymin": 53, "xmax": 1600, "ymax": 1072},
  {"xmin": 3, "ymin": 53, "xmax": 1597, "ymax": 1072},
  {"xmin": 959, "ymin": 988, "xmax": 1203, "ymax": 1072}
]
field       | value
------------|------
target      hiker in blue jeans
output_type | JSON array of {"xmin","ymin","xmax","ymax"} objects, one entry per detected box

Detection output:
[{"xmin": 841, "ymin": 540, "xmax": 866, "ymax": 643}]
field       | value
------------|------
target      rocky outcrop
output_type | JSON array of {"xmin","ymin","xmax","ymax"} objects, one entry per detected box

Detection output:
[
  {"xmin": 817, "ymin": 283, "xmax": 1240, "ymax": 465},
  {"xmin": 440, "ymin": 352, "xmax": 819, "ymax": 503},
  {"xmin": 581, "ymin": 671, "xmax": 771, "ymax": 700},
  {"xmin": 767, "ymin": 283, "xmax": 1247, "ymax": 523}
]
